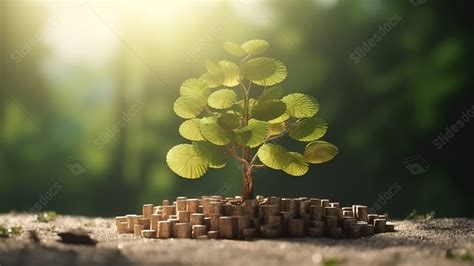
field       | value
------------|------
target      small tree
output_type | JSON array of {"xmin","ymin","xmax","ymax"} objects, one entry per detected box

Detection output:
[{"xmin": 166, "ymin": 39, "xmax": 338, "ymax": 200}]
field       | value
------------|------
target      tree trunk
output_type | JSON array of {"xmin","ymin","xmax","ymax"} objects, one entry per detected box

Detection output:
[
  {"xmin": 241, "ymin": 82, "xmax": 253, "ymax": 200},
  {"xmin": 242, "ymin": 166, "xmax": 253, "ymax": 200}
]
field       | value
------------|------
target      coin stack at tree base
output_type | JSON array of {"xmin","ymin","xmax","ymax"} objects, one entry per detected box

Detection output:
[{"xmin": 115, "ymin": 195, "xmax": 396, "ymax": 240}]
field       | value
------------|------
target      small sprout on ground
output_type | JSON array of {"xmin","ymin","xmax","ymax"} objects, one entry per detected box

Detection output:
[
  {"xmin": 9, "ymin": 226, "xmax": 22, "ymax": 236},
  {"xmin": 322, "ymin": 257, "xmax": 342, "ymax": 266},
  {"xmin": 36, "ymin": 211, "xmax": 58, "ymax": 222},
  {"xmin": 445, "ymin": 249, "xmax": 473, "ymax": 262},
  {"xmin": 0, "ymin": 225, "xmax": 8, "ymax": 238},
  {"xmin": 0, "ymin": 225, "xmax": 23, "ymax": 237},
  {"xmin": 406, "ymin": 210, "xmax": 435, "ymax": 221}
]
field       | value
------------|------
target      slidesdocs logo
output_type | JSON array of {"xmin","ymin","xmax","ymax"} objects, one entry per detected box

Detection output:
[
  {"xmin": 404, "ymin": 155, "xmax": 430, "ymax": 175},
  {"xmin": 65, "ymin": 156, "xmax": 88, "ymax": 175}
]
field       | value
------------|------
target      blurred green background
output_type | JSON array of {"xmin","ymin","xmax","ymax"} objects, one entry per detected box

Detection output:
[{"xmin": 1, "ymin": 0, "xmax": 473, "ymax": 218}]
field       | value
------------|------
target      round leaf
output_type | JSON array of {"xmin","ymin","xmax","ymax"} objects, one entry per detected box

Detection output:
[
  {"xmin": 252, "ymin": 100, "xmax": 287, "ymax": 121},
  {"xmin": 241, "ymin": 57, "xmax": 287, "ymax": 86},
  {"xmin": 268, "ymin": 112, "xmax": 290, "ymax": 123},
  {"xmin": 218, "ymin": 113, "xmax": 241, "ymax": 129},
  {"xmin": 219, "ymin": 61, "xmax": 240, "ymax": 87},
  {"xmin": 283, "ymin": 152, "xmax": 309, "ymax": 176},
  {"xmin": 199, "ymin": 116, "xmax": 233, "ymax": 145},
  {"xmin": 208, "ymin": 89, "xmax": 237, "ymax": 109},
  {"xmin": 257, "ymin": 143, "xmax": 291, "ymax": 170},
  {"xmin": 282, "ymin": 93, "xmax": 319, "ymax": 118},
  {"xmin": 205, "ymin": 60, "xmax": 221, "ymax": 75},
  {"xmin": 173, "ymin": 97, "xmax": 203, "ymax": 119},
  {"xmin": 241, "ymin": 57, "xmax": 276, "ymax": 80},
  {"xmin": 241, "ymin": 39, "xmax": 269, "ymax": 56},
  {"xmin": 193, "ymin": 142, "xmax": 227, "ymax": 169},
  {"xmin": 304, "ymin": 141, "xmax": 339, "ymax": 164},
  {"xmin": 180, "ymin": 79, "xmax": 210, "ymax": 106},
  {"xmin": 289, "ymin": 117, "xmax": 328, "ymax": 142},
  {"xmin": 166, "ymin": 144, "xmax": 208, "ymax": 179},
  {"xmin": 200, "ymin": 72, "xmax": 223, "ymax": 88},
  {"xmin": 260, "ymin": 86, "xmax": 284, "ymax": 102},
  {"xmin": 223, "ymin": 42, "xmax": 246, "ymax": 57},
  {"xmin": 234, "ymin": 120, "xmax": 269, "ymax": 148},
  {"xmin": 268, "ymin": 122, "xmax": 286, "ymax": 137},
  {"xmin": 179, "ymin": 119, "xmax": 205, "ymax": 141}
]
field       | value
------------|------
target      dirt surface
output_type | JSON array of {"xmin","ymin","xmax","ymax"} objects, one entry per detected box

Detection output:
[{"xmin": 0, "ymin": 213, "xmax": 473, "ymax": 266}]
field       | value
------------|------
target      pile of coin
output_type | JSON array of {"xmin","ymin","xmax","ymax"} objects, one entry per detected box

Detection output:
[{"xmin": 115, "ymin": 195, "xmax": 395, "ymax": 239}]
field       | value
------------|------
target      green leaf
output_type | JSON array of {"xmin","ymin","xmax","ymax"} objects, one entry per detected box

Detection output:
[
  {"xmin": 199, "ymin": 116, "xmax": 233, "ymax": 145},
  {"xmin": 208, "ymin": 89, "xmax": 237, "ymax": 109},
  {"xmin": 193, "ymin": 142, "xmax": 227, "ymax": 169},
  {"xmin": 304, "ymin": 141, "xmax": 339, "ymax": 164},
  {"xmin": 205, "ymin": 60, "xmax": 221, "ymax": 75},
  {"xmin": 289, "ymin": 117, "xmax": 327, "ymax": 142},
  {"xmin": 219, "ymin": 61, "xmax": 240, "ymax": 87},
  {"xmin": 234, "ymin": 120, "xmax": 269, "ymax": 148},
  {"xmin": 0, "ymin": 226, "xmax": 7, "ymax": 237},
  {"xmin": 241, "ymin": 39, "xmax": 269, "ymax": 56},
  {"xmin": 257, "ymin": 143, "xmax": 291, "ymax": 170},
  {"xmin": 36, "ymin": 211, "xmax": 58, "ymax": 222},
  {"xmin": 252, "ymin": 100, "xmax": 287, "ymax": 121},
  {"xmin": 259, "ymin": 86, "xmax": 284, "ymax": 102},
  {"xmin": 179, "ymin": 79, "xmax": 210, "ymax": 106},
  {"xmin": 166, "ymin": 144, "xmax": 208, "ymax": 179},
  {"xmin": 218, "ymin": 113, "xmax": 241, "ymax": 129},
  {"xmin": 200, "ymin": 72, "xmax": 223, "ymax": 88},
  {"xmin": 173, "ymin": 97, "xmax": 204, "ymax": 119},
  {"xmin": 223, "ymin": 42, "xmax": 246, "ymax": 57},
  {"xmin": 179, "ymin": 119, "xmax": 205, "ymax": 141},
  {"xmin": 8, "ymin": 226, "xmax": 22, "ymax": 236},
  {"xmin": 241, "ymin": 57, "xmax": 277, "ymax": 80},
  {"xmin": 268, "ymin": 122, "xmax": 286, "ymax": 137},
  {"xmin": 241, "ymin": 57, "xmax": 287, "ymax": 86},
  {"xmin": 282, "ymin": 93, "xmax": 319, "ymax": 118},
  {"xmin": 283, "ymin": 152, "xmax": 309, "ymax": 176},
  {"xmin": 268, "ymin": 112, "xmax": 290, "ymax": 123},
  {"xmin": 234, "ymin": 98, "xmax": 258, "ymax": 114}
]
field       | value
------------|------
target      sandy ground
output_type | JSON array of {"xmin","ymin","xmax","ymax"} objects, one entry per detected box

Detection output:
[{"xmin": 0, "ymin": 213, "xmax": 473, "ymax": 266}]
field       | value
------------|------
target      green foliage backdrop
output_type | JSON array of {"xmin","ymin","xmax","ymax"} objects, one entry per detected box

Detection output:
[{"xmin": 0, "ymin": 0, "xmax": 473, "ymax": 217}]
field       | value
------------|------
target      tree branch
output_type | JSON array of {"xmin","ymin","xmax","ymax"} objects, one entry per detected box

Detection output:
[
  {"xmin": 227, "ymin": 146, "xmax": 248, "ymax": 166},
  {"xmin": 241, "ymin": 53, "xmax": 251, "ymax": 63},
  {"xmin": 248, "ymin": 119, "xmax": 301, "ymax": 168}
]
